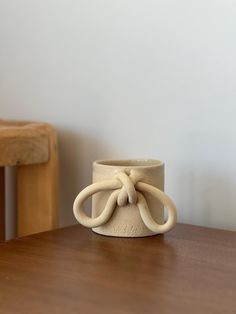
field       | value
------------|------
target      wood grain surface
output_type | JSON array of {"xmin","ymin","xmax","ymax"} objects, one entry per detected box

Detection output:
[
  {"xmin": 17, "ymin": 123, "xmax": 59, "ymax": 237},
  {"xmin": 0, "ymin": 120, "xmax": 49, "ymax": 167},
  {"xmin": 0, "ymin": 224, "xmax": 235, "ymax": 313},
  {"xmin": 0, "ymin": 119, "xmax": 59, "ymax": 237},
  {"xmin": 0, "ymin": 167, "xmax": 4, "ymax": 241}
]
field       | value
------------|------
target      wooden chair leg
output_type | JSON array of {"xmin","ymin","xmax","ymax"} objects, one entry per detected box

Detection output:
[
  {"xmin": 0, "ymin": 167, "xmax": 5, "ymax": 241},
  {"xmin": 17, "ymin": 125, "xmax": 59, "ymax": 237}
]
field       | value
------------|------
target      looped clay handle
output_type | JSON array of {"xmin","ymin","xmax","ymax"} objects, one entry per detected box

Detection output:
[{"xmin": 73, "ymin": 171, "xmax": 177, "ymax": 234}]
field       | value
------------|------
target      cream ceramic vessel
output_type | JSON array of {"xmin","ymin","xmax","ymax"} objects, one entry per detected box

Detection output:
[{"xmin": 73, "ymin": 159, "xmax": 177, "ymax": 237}]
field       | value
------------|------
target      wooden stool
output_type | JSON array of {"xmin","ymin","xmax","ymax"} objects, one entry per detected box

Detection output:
[{"xmin": 0, "ymin": 120, "xmax": 59, "ymax": 240}]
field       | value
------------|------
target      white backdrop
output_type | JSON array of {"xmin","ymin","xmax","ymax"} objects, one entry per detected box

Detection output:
[{"xmin": 1, "ymin": 0, "xmax": 236, "ymax": 231}]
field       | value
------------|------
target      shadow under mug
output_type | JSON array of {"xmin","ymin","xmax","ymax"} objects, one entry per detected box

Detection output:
[{"xmin": 73, "ymin": 159, "xmax": 177, "ymax": 237}]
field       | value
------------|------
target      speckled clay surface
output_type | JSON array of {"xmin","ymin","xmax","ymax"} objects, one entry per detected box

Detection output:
[{"xmin": 73, "ymin": 159, "xmax": 177, "ymax": 237}]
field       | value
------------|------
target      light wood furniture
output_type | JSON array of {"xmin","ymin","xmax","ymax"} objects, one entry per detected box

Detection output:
[
  {"xmin": 0, "ymin": 120, "xmax": 59, "ymax": 239},
  {"xmin": 0, "ymin": 223, "xmax": 235, "ymax": 313},
  {"xmin": 0, "ymin": 167, "xmax": 4, "ymax": 240}
]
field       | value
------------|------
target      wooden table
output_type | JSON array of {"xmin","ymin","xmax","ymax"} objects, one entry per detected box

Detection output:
[{"xmin": 0, "ymin": 224, "xmax": 236, "ymax": 313}]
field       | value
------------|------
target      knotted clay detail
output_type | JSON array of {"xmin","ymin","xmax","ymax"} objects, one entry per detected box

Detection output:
[{"xmin": 73, "ymin": 170, "xmax": 177, "ymax": 234}]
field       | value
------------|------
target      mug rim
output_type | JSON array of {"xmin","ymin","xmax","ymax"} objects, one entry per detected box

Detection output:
[{"xmin": 94, "ymin": 159, "xmax": 164, "ymax": 168}]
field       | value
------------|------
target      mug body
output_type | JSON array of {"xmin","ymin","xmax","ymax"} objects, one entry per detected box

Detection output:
[{"xmin": 92, "ymin": 159, "xmax": 164, "ymax": 237}]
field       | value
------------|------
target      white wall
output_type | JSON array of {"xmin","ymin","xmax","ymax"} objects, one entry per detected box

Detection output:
[{"xmin": 1, "ymin": 0, "xmax": 236, "ymax": 231}]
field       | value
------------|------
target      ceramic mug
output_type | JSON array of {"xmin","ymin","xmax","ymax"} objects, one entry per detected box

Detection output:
[{"xmin": 73, "ymin": 159, "xmax": 177, "ymax": 237}]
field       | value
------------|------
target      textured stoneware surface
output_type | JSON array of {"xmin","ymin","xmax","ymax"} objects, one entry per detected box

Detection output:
[
  {"xmin": 73, "ymin": 159, "xmax": 177, "ymax": 238},
  {"xmin": 92, "ymin": 160, "xmax": 164, "ymax": 237}
]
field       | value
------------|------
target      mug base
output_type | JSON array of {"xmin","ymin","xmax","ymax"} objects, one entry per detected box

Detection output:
[
  {"xmin": 92, "ymin": 228, "xmax": 160, "ymax": 238},
  {"xmin": 92, "ymin": 226, "xmax": 158, "ymax": 238}
]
